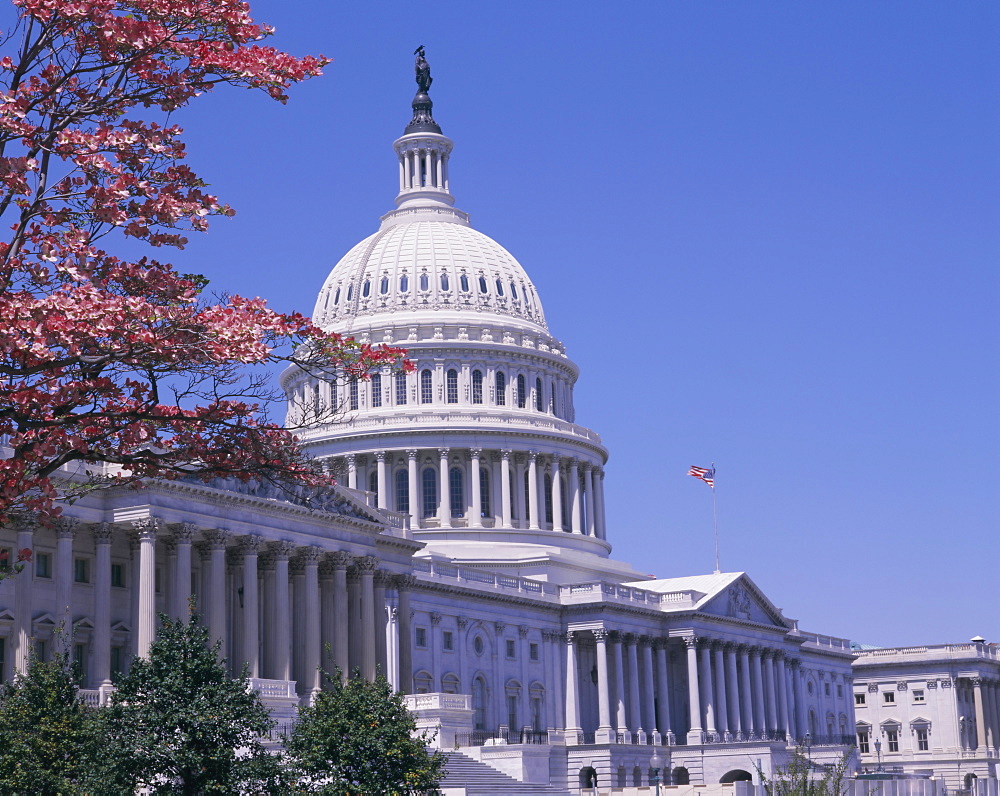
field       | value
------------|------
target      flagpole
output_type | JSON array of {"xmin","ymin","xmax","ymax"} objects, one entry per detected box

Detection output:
[{"xmin": 711, "ymin": 461, "xmax": 720, "ymax": 574}]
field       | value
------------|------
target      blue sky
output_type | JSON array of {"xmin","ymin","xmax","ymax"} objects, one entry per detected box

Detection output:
[{"xmin": 145, "ymin": 2, "xmax": 996, "ymax": 647}]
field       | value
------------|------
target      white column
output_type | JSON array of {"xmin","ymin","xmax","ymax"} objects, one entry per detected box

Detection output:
[
  {"xmin": 12, "ymin": 520, "xmax": 34, "ymax": 674},
  {"xmin": 500, "ymin": 450, "xmax": 512, "ymax": 527},
  {"xmin": 396, "ymin": 574, "xmax": 414, "ymax": 694},
  {"xmin": 424, "ymin": 149, "xmax": 432, "ymax": 188},
  {"xmin": 564, "ymin": 631, "xmax": 581, "ymax": 734},
  {"xmin": 346, "ymin": 453, "xmax": 357, "ymax": 490},
  {"xmin": 594, "ymin": 467, "xmax": 607, "ymax": 539},
  {"xmin": 973, "ymin": 678, "xmax": 989, "ymax": 750},
  {"xmin": 406, "ymin": 449, "xmax": 419, "ymax": 529},
  {"xmin": 641, "ymin": 637, "xmax": 656, "ymax": 741},
  {"xmin": 685, "ymin": 637, "xmax": 703, "ymax": 743},
  {"xmin": 764, "ymin": 651, "xmax": 778, "ymax": 732},
  {"xmin": 240, "ymin": 536, "xmax": 261, "ymax": 677},
  {"xmin": 739, "ymin": 645, "xmax": 755, "ymax": 734},
  {"xmin": 133, "ymin": 518, "xmax": 159, "ymax": 659},
  {"xmin": 398, "ymin": 157, "xmax": 405, "ymax": 193},
  {"xmin": 699, "ymin": 641, "xmax": 716, "ymax": 737},
  {"xmin": 374, "ymin": 570, "xmax": 389, "ymax": 676},
  {"xmin": 584, "ymin": 464, "xmax": 596, "ymax": 536},
  {"xmin": 777, "ymin": 653, "xmax": 792, "ymax": 739},
  {"xmin": 470, "ymin": 448, "xmax": 483, "ymax": 528},
  {"xmin": 205, "ymin": 530, "xmax": 228, "ymax": 655},
  {"xmin": 513, "ymin": 455, "xmax": 525, "ymax": 527},
  {"xmin": 613, "ymin": 633, "xmax": 628, "ymax": 735},
  {"xmin": 375, "ymin": 451, "xmax": 388, "ymax": 510},
  {"xmin": 751, "ymin": 646, "xmax": 767, "ymax": 735},
  {"xmin": 594, "ymin": 629, "xmax": 613, "ymax": 742},
  {"xmin": 357, "ymin": 555, "xmax": 377, "ymax": 680},
  {"xmin": 792, "ymin": 659, "xmax": 807, "ymax": 740},
  {"xmin": 551, "ymin": 454, "xmax": 563, "ymax": 531},
  {"xmin": 726, "ymin": 643, "xmax": 743, "ymax": 736},
  {"xmin": 54, "ymin": 518, "xmax": 76, "ymax": 654},
  {"xmin": 714, "ymin": 642, "xmax": 730, "ymax": 738},
  {"xmin": 93, "ymin": 523, "xmax": 114, "ymax": 691},
  {"xmin": 272, "ymin": 541, "xmax": 293, "ymax": 682},
  {"xmin": 331, "ymin": 551, "xmax": 351, "ymax": 681},
  {"xmin": 172, "ymin": 523, "xmax": 195, "ymax": 620},
  {"xmin": 438, "ymin": 448, "xmax": 451, "ymax": 528},
  {"xmin": 319, "ymin": 559, "xmax": 335, "ymax": 681},
  {"xmin": 302, "ymin": 548, "xmax": 321, "ymax": 697},
  {"xmin": 569, "ymin": 459, "xmax": 582, "ymax": 533},
  {"xmin": 655, "ymin": 640, "xmax": 673, "ymax": 740},
  {"xmin": 527, "ymin": 451, "xmax": 540, "ymax": 530}
]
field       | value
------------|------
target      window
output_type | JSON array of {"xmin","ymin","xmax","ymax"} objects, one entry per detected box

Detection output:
[
  {"xmin": 440, "ymin": 273, "xmax": 449, "ymax": 291},
  {"xmin": 111, "ymin": 563, "xmax": 125, "ymax": 588},
  {"xmin": 855, "ymin": 693, "xmax": 866, "ymax": 706},
  {"xmin": 506, "ymin": 639, "xmax": 516, "ymax": 659},
  {"xmin": 395, "ymin": 469, "xmax": 409, "ymax": 514},
  {"xmin": 529, "ymin": 642, "xmax": 539, "ymax": 661},
  {"xmin": 838, "ymin": 684, "xmax": 844, "ymax": 698},
  {"xmin": 916, "ymin": 727, "xmax": 929, "ymax": 751},
  {"xmin": 544, "ymin": 474, "xmax": 553, "ymax": 525},
  {"xmin": 73, "ymin": 643, "xmax": 86, "ymax": 685},
  {"xmin": 510, "ymin": 282, "xmax": 518, "ymax": 300},
  {"xmin": 474, "ymin": 636, "xmax": 484, "ymax": 655},
  {"xmin": 419, "ymin": 273, "xmax": 429, "ymax": 291},
  {"xmin": 74, "ymin": 557, "xmax": 90, "ymax": 584},
  {"xmin": 443, "ymin": 631, "xmax": 454, "ymax": 651},
  {"xmin": 449, "ymin": 467, "xmax": 464, "ymax": 518},
  {"xmin": 516, "ymin": 374, "xmax": 526, "ymax": 408},
  {"xmin": 857, "ymin": 729, "xmax": 870, "ymax": 753},
  {"xmin": 333, "ymin": 287, "xmax": 341, "ymax": 305},
  {"xmin": 913, "ymin": 689, "xmax": 925, "ymax": 703},
  {"xmin": 415, "ymin": 627, "xmax": 427, "ymax": 648},
  {"xmin": 414, "ymin": 671, "xmax": 433, "ymax": 694},
  {"xmin": 0, "ymin": 548, "xmax": 8, "ymax": 571},
  {"xmin": 346, "ymin": 284, "xmax": 353, "ymax": 301},
  {"xmin": 420, "ymin": 370, "xmax": 433, "ymax": 404},
  {"xmin": 380, "ymin": 276, "xmax": 389, "ymax": 294},
  {"xmin": 442, "ymin": 674, "xmax": 459, "ymax": 694},
  {"xmin": 395, "ymin": 372, "xmax": 408, "ymax": 405},
  {"xmin": 478, "ymin": 276, "xmax": 488, "ymax": 293},
  {"xmin": 507, "ymin": 694, "xmax": 518, "ymax": 729},
  {"xmin": 446, "ymin": 369, "xmax": 458, "ymax": 404},
  {"xmin": 460, "ymin": 274, "xmax": 470, "ymax": 292},
  {"xmin": 371, "ymin": 373, "xmax": 382, "ymax": 408},
  {"xmin": 495, "ymin": 279, "xmax": 504, "ymax": 296},
  {"xmin": 535, "ymin": 377, "xmax": 543, "ymax": 411},
  {"xmin": 349, "ymin": 379, "xmax": 359, "ymax": 411},
  {"xmin": 368, "ymin": 470, "xmax": 378, "ymax": 502},
  {"xmin": 495, "ymin": 372, "xmax": 506, "ymax": 405},
  {"xmin": 883, "ymin": 691, "xmax": 895, "ymax": 704},
  {"xmin": 110, "ymin": 646, "xmax": 124, "ymax": 681},
  {"xmin": 471, "ymin": 370, "xmax": 483, "ymax": 404},
  {"xmin": 531, "ymin": 694, "xmax": 543, "ymax": 731},
  {"xmin": 473, "ymin": 678, "xmax": 487, "ymax": 730},
  {"xmin": 400, "ymin": 275, "xmax": 409, "ymax": 293},
  {"xmin": 886, "ymin": 728, "xmax": 899, "ymax": 753},
  {"xmin": 480, "ymin": 467, "xmax": 491, "ymax": 517},
  {"xmin": 421, "ymin": 468, "xmax": 437, "ymax": 518},
  {"xmin": 35, "ymin": 552, "xmax": 51, "ymax": 579},
  {"xmin": 34, "ymin": 640, "xmax": 47, "ymax": 662},
  {"xmin": 825, "ymin": 682, "xmax": 831, "ymax": 697},
  {"xmin": 362, "ymin": 279, "xmax": 370, "ymax": 297}
]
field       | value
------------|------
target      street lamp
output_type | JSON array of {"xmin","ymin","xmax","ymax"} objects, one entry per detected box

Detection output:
[
  {"xmin": 873, "ymin": 737, "xmax": 883, "ymax": 773},
  {"xmin": 804, "ymin": 732, "xmax": 812, "ymax": 796},
  {"xmin": 650, "ymin": 750, "xmax": 665, "ymax": 796}
]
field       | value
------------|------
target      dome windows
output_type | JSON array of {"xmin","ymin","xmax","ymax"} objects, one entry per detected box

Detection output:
[
  {"xmin": 471, "ymin": 370, "xmax": 483, "ymax": 404},
  {"xmin": 333, "ymin": 287, "xmax": 341, "ymax": 305},
  {"xmin": 516, "ymin": 374, "xmax": 527, "ymax": 408},
  {"xmin": 495, "ymin": 372, "xmax": 506, "ymax": 406},
  {"xmin": 449, "ymin": 467, "xmax": 464, "ymax": 517},
  {"xmin": 362, "ymin": 279, "xmax": 371, "ymax": 298},
  {"xmin": 419, "ymin": 273, "xmax": 430, "ymax": 291},
  {"xmin": 440, "ymin": 274, "xmax": 450, "ymax": 291},
  {"xmin": 421, "ymin": 468, "xmax": 437, "ymax": 517},
  {"xmin": 510, "ymin": 282, "xmax": 518, "ymax": 300},
  {"xmin": 395, "ymin": 372, "xmax": 408, "ymax": 405},
  {"xmin": 446, "ymin": 369, "xmax": 458, "ymax": 404},
  {"xmin": 395, "ymin": 469, "xmax": 409, "ymax": 514},
  {"xmin": 400, "ymin": 275, "xmax": 409, "ymax": 293},
  {"xmin": 535, "ymin": 377, "xmax": 543, "ymax": 411},
  {"xmin": 371, "ymin": 373, "xmax": 382, "ymax": 408},
  {"xmin": 459, "ymin": 274, "xmax": 470, "ymax": 292},
  {"xmin": 495, "ymin": 279, "xmax": 504, "ymax": 297},
  {"xmin": 379, "ymin": 277, "xmax": 389, "ymax": 295},
  {"xmin": 346, "ymin": 285, "xmax": 353, "ymax": 302},
  {"xmin": 420, "ymin": 370, "xmax": 433, "ymax": 404},
  {"xmin": 479, "ymin": 276, "xmax": 488, "ymax": 294}
]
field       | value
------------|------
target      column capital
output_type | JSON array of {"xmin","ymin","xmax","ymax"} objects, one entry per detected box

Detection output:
[
  {"xmin": 394, "ymin": 573, "xmax": 417, "ymax": 590},
  {"xmin": 318, "ymin": 558, "xmax": 336, "ymax": 579},
  {"xmin": 374, "ymin": 450, "xmax": 387, "ymax": 462},
  {"xmin": 406, "ymin": 448, "xmax": 419, "ymax": 460},
  {"xmin": 430, "ymin": 612, "xmax": 443, "ymax": 626},
  {"xmin": 494, "ymin": 621, "xmax": 505, "ymax": 636},
  {"xmin": 457, "ymin": 615, "xmax": 469, "ymax": 629},
  {"xmin": 622, "ymin": 632, "xmax": 638, "ymax": 646},
  {"xmin": 565, "ymin": 630, "xmax": 577, "ymax": 645},
  {"xmin": 653, "ymin": 637, "xmax": 670, "ymax": 651},
  {"xmin": 437, "ymin": 447, "xmax": 450, "ymax": 458},
  {"xmin": 131, "ymin": 517, "xmax": 161, "ymax": 541},
  {"xmin": 354, "ymin": 554, "xmax": 378, "ymax": 573},
  {"xmin": 593, "ymin": 628, "xmax": 610, "ymax": 642},
  {"xmin": 54, "ymin": 517, "xmax": 79, "ymax": 540},
  {"xmin": 373, "ymin": 569, "xmax": 393, "ymax": 588},
  {"xmin": 501, "ymin": 449, "xmax": 512, "ymax": 461},
  {"xmin": 788, "ymin": 657, "xmax": 801, "ymax": 669},
  {"xmin": 528, "ymin": 450, "xmax": 538, "ymax": 462},
  {"xmin": 92, "ymin": 522, "xmax": 114, "ymax": 545},
  {"xmin": 238, "ymin": 535, "xmax": 263, "ymax": 555},
  {"xmin": 550, "ymin": 452, "xmax": 561, "ymax": 464},
  {"xmin": 297, "ymin": 546, "xmax": 322, "ymax": 566},
  {"xmin": 519, "ymin": 624, "xmax": 529, "ymax": 639},
  {"xmin": 269, "ymin": 539, "xmax": 295, "ymax": 560},
  {"xmin": 203, "ymin": 529, "xmax": 228, "ymax": 550},
  {"xmin": 683, "ymin": 636, "xmax": 700, "ymax": 650},
  {"xmin": 329, "ymin": 550, "xmax": 353, "ymax": 569},
  {"xmin": 568, "ymin": 457, "xmax": 580, "ymax": 470},
  {"xmin": 170, "ymin": 522, "xmax": 197, "ymax": 543},
  {"xmin": 470, "ymin": 447, "xmax": 482, "ymax": 458}
]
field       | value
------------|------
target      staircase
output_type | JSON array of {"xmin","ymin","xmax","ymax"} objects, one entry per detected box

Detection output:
[{"xmin": 440, "ymin": 751, "xmax": 570, "ymax": 795}]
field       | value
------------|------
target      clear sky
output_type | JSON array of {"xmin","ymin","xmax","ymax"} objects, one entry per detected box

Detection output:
[{"xmin": 135, "ymin": 2, "xmax": 997, "ymax": 647}]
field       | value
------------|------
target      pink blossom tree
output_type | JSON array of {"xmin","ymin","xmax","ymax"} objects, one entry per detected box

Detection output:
[{"xmin": 0, "ymin": 0, "xmax": 407, "ymax": 526}]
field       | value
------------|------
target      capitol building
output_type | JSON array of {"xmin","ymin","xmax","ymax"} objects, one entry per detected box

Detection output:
[{"xmin": 0, "ymin": 62, "xmax": 953, "ymax": 795}]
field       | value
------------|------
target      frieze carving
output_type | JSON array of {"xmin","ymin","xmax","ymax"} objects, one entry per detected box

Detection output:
[
  {"xmin": 926, "ymin": 680, "xmax": 937, "ymax": 689},
  {"xmin": 494, "ymin": 621, "xmax": 505, "ymax": 636},
  {"xmin": 728, "ymin": 583, "xmax": 752, "ymax": 620},
  {"xmin": 868, "ymin": 684, "xmax": 879, "ymax": 693},
  {"xmin": 456, "ymin": 616, "xmax": 468, "ymax": 630},
  {"xmin": 897, "ymin": 681, "xmax": 908, "ymax": 691}
]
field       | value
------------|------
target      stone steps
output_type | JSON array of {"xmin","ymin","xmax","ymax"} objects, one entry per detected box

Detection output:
[{"xmin": 441, "ymin": 751, "xmax": 570, "ymax": 795}]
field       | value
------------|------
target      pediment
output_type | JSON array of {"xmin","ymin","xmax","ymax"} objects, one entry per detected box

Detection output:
[{"xmin": 699, "ymin": 575, "xmax": 790, "ymax": 629}]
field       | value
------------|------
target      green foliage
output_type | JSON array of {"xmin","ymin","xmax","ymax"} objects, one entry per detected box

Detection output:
[
  {"xmin": 0, "ymin": 651, "xmax": 96, "ymax": 794},
  {"xmin": 92, "ymin": 614, "xmax": 285, "ymax": 795},
  {"xmin": 286, "ymin": 670, "xmax": 447, "ymax": 795},
  {"xmin": 757, "ymin": 747, "xmax": 855, "ymax": 796}
]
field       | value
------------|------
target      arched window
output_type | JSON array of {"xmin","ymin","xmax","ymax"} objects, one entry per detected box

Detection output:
[
  {"xmin": 362, "ymin": 279, "xmax": 370, "ymax": 298},
  {"xmin": 440, "ymin": 273, "xmax": 449, "ymax": 291},
  {"xmin": 414, "ymin": 671, "xmax": 433, "ymax": 694},
  {"xmin": 395, "ymin": 372, "xmax": 407, "ymax": 405},
  {"xmin": 441, "ymin": 673, "xmax": 460, "ymax": 694},
  {"xmin": 346, "ymin": 284, "xmax": 353, "ymax": 301},
  {"xmin": 523, "ymin": 470, "xmax": 530, "ymax": 518},
  {"xmin": 471, "ymin": 370, "xmax": 483, "ymax": 404},
  {"xmin": 370, "ymin": 373, "xmax": 382, "ymax": 408},
  {"xmin": 472, "ymin": 677, "xmax": 488, "ymax": 731},
  {"xmin": 495, "ymin": 372, "xmax": 506, "ymax": 406},
  {"xmin": 395, "ymin": 469, "xmax": 409, "ymax": 514},
  {"xmin": 478, "ymin": 276, "xmax": 488, "ymax": 293},
  {"xmin": 459, "ymin": 274, "xmax": 470, "ymax": 292},
  {"xmin": 313, "ymin": 383, "xmax": 321, "ymax": 414},
  {"xmin": 544, "ymin": 473, "xmax": 553, "ymax": 525},
  {"xmin": 349, "ymin": 379, "xmax": 359, "ymax": 411},
  {"xmin": 368, "ymin": 469, "xmax": 378, "ymax": 502},
  {"xmin": 495, "ymin": 279, "xmax": 504, "ymax": 296},
  {"xmin": 449, "ymin": 467, "xmax": 464, "ymax": 518},
  {"xmin": 510, "ymin": 281, "xmax": 518, "ymax": 300},
  {"xmin": 333, "ymin": 287, "xmax": 341, "ymax": 304},
  {"xmin": 421, "ymin": 468, "xmax": 437, "ymax": 518},
  {"xmin": 399, "ymin": 274, "xmax": 409, "ymax": 293},
  {"xmin": 480, "ymin": 467, "xmax": 491, "ymax": 517},
  {"xmin": 446, "ymin": 369, "xmax": 458, "ymax": 404},
  {"xmin": 516, "ymin": 374, "xmax": 526, "ymax": 408},
  {"xmin": 420, "ymin": 370, "xmax": 433, "ymax": 404},
  {"xmin": 379, "ymin": 276, "xmax": 389, "ymax": 294},
  {"xmin": 530, "ymin": 684, "xmax": 545, "ymax": 732},
  {"xmin": 535, "ymin": 377, "xmax": 543, "ymax": 411},
  {"xmin": 419, "ymin": 273, "xmax": 429, "ymax": 291}
]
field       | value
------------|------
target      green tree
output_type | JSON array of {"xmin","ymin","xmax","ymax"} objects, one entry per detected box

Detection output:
[
  {"xmin": 286, "ymin": 671, "xmax": 446, "ymax": 795},
  {"xmin": 0, "ymin": 651, "xmax": 96, "ymax": 794},
  {"xmin": 92, "ymin": 614, "xmax": 285, "ymax": 794},
  {"xmin": 757, "ymin": 747, "xmax": 856, "ymax": 796}
]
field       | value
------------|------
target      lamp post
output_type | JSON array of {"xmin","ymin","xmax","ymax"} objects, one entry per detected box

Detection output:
[
  {"xmin": 874, "ymin": 737, "xmax": 883, "ymax": 773},
  {"xmin": 650, "ymin": 750, "xmax": 665, "ymax": 796},
  {"xmin": 804, "ymin": 731, "xmax": 812, "ymax": 796}
]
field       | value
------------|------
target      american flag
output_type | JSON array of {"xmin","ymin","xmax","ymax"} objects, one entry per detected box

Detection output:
[{"xmin": 687, "ymin": 465, "xmax": 715, "ymax": 487}]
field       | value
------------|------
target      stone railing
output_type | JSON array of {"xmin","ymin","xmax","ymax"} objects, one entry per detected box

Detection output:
[
  {"xmin": 800, "ymin": 632, "xmax": 853, "ymax": 652},
  {"xmin": 404, "ymin": 693, "xmax": 472, "ymax": 712},
  {"xmin": 412, "ymin": 559, "xmax": 559, "ymax": 598},
  {"xmin": 78, "ymin": 689, "xmax": 102, "ymax": 708},
  {"xmin": 249, "ymin": 678, "xmax": 298, "ymax": 700},
  {"xmin": 559, "ymin": 581, "xmax": 701, "ymax": 611},
  {"xmin": 854, "ymin": 643, "xmax": 1000, "ymax": 663}
]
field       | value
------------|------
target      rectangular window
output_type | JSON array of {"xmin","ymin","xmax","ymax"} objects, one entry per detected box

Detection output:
[
  {"xmin": 506, "ymin": 639, "xmax": 516, "ymax": 659},
  {"xmin": 883, "ymin": 691, "xmax": 895, "ymax": 704},
  {"xmin": 415, "ymin": 627, "xmax": 427, "ymax": 648},
  {"xmin": 824, "ymin": 682, "xmax": 831, "ymax": 696},
  {"xmin": 349, "ymin": 379, "xmax": 359, "ymax": 411},
  {"xmin": 837, "ymin": 684, "xmax": 844, "ymax": 698},
  {"xmin": 0, "ymin": 548, "xmax": 8, "ymax": 571},
  {"xmin": 73, "ymin": 557, "xmax": 89, "ymax": 583},
  {"xmin": 111, "ymin": 563, "xmax": 125, "ymax": 588},
  {"xmin": 916, "ymin": 727, "xmax": 929, "ymax": 751},
  {"xmin": 855, "ymin": 693, "xmax": 866, "ymax": 706},
  {"xmin": 73, "ymin": 643, "xmax": 86, "ymax": 685},
  {"xmin": 35, "ymin": 552, "xmax": 51, "ymax": 578},
  {"xmin": 507, "ymin": 694, "xmax": 517, "ymax": 729},
  {"xmin": 912, "ymin": 689, "xmax": 925, "ymax": 703},
  {"xmin": 110, "ymin": 646, "xmax": 124, "ymax": 681},
  {"xmin": 443, "ymin": 631, "xmax": 453, "ymax": 651},
  {"xmin": 887, "ymin": 729, "xmax": 899, "ymax": 753},
  {"xmin": 395, "ymin": 373, "xmax": 407, "ymax": 405},
  {"xmin": 371, "ymin": 374, "xmax": 382, "ymax": 408},
  {"xmin": 34, "ymin": 640, "xmax": 46, "ymax": 662},
  {"xmin": 858, "ymin": 730, "xmax": 870, "ymax": 754},
  {"xmin": 529, "ymin": 642, "xmax": 539, "ymax": 661}
]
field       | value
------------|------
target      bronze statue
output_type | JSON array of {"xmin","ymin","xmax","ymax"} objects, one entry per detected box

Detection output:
[{"xmin": 414, "ymin": 45, "xmax": 432, "ymax": 94}]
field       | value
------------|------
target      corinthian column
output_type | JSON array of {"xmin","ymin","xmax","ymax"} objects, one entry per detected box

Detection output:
[
  {"xmin": 133, "ymin": 518, "xmax": 159, "ymax": 658},
  {"xmin": 395, "ymin": 574, "xmax": 415, "ymax": 694},
  {"xmin": 527, "ymin": 451, "xmax": 540, "ymax": 530},
  {"xmin": 204, "ymin": 530, "xmax": 228, "ymax": 656},
  {"xmin": 569, "ymin": 459, "xmax": 582, "ymax": 533},
  {"xmin": 500, "ymin": 450, "xmax": 512, "ymax": 527},
  {"xmin": 594, "ymin": 629, "xmax": 613, "ymax": 743},
  {"xmin": 172, "ymin": 523, "xmax": 195, "ymax": 620},
  {"xmin": 54, "ymin": 518, "xmax": 77, "ymax": 654},
  {"xmin": 93, "ymin": 523, "xmax": 114, "ymax": 691},
  {"xmin": 330, "ymin": 551, "xmax": 351, "ymax": 681},
  {"xmin": 470, "ymin": 448, "xmax": 483, "ymax": 528},
  {"xmin": 301, "ymin": 548, "xmax": 322, "ymax": 697},
  {"xmin": 438, "ymin": 448, "xmax": 451, "ymax": 528},
  {"xmin": 375, "ymin": 451, "xmax": 388, "ymax": 510},
  {"xmin": 564, "ymin": 632, "xmax": 581, "ymax": 735},
  {"xmin": 584, "ymin": 464, "xmax": 596, "ymax": 536},
  {"xmin": 406, "ymin": 449, "xmax": 419, "ymax": 529},
  {"xmin": 240, "ymin": 536, "xmax": 261, "ymax": 678},
  {"xmin": 713, "ymin": 641, "xmax": 730, "ymax": 739},
  {"xmin": 356, "ymin": 555, "xmax": 378, "ymax": 680},
  {"xmin": 685, "ymin": 637, "xmax": 703, "ymax": 744},
  {"xmin": 551, "ymin": 454, "xmax": 563, "ymax": 531},
  {"xmin": 271, "ymin": 541, "xmax": 294, "ymax": 682},
  {"xmin": 12, "ymin": 518, "xmax": 34, "ymax": 674}
]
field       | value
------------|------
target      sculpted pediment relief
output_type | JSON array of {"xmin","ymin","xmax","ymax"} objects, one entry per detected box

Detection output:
[{"xmin": 699, "ymin": 577, "xmax": 789, "ymax": 628}]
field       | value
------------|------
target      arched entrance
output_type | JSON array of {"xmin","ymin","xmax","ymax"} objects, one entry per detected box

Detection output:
[
  {"xmin": 721, "ymin": 769, "xmax": 753, "ymax": 784},
  {"xmin": 579, "ymin": 767, "xmax": 598, "ymax": 789},
  {"xmin": 673, "ymin": 767, "xmax": 690, "ymax": 785}
]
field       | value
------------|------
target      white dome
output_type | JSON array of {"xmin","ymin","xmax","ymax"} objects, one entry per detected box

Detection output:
[{"xmin": 313, "ymin": 220, "xmax": 548, "ymax": 333}]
